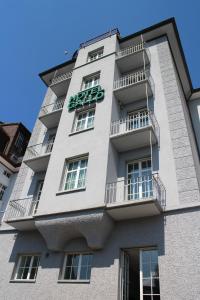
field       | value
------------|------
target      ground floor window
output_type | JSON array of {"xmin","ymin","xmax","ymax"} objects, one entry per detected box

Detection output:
[
  {"xmin": 119, "ymin": 248, "xmax": 160, "ymax": 300},
  {"xmin": 13, "ymin": 255, "xmax": 40, "ymax": 281},
  {"xmin": 61, "ymin": 253, "xmax": 93, "ymax": 281}
]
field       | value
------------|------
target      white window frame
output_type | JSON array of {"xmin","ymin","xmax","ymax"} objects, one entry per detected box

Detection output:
[
  {"xmin": 13, "ymin": 254, "xmax": 40, "ymax": 281},
  {"xmin": 126, "ymin": 158, "xmax": 152, "ymax": 200},
  {"xmin": 73, "ymin": 109, "xmax": 95, "ymax": 133},
  {"xmin": 82, "ymin": 73, "xmax": 100, "ymax": 90},
  {"xmin": 60, "ymin": 253, "xmax": 93, "ymax": 282},
  {"xmin": 139, "ymin": 248, "xmax": 160, "ymax": 300},
  {"xmin": 0, "ymin": 183, "xmax": 6, "ymax": 201},
  {"xmin": 63, "ymin": 156, "xmax": 88, "ymax": 192},
  {"xmin": 87, "ymin": 47, "xmax": 104, "ymax": 62}
]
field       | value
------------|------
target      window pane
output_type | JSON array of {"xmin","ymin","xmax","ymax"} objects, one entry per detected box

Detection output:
[
  {"xmin": 143, "ymin": 278, "xmax": 151, "ymax": 294},
  {"xmin": 80, "ymin": 266, "xmax": 88, "ymax": 280},
  {"xmin": 29, "ymin": 267, "xmax": 37, "ymax": 280},
  {"xmin": 22, "ymin": 268, "xmax": 29, "ymax": 279},
  {"xmin": 32, "ymin": 256, "xmax": 40, "ymax": 268},
  {"xmin": 64, "ymin": 267, "xmax": 71, "ymax": 279},
  {"xmin": 71, "ymin": 266, "xmax": 78, "ymax": 279},
  {"xmin": 152, "ymin": 278, "xmax": 160, "ymax": 294},
  {"xmin": 16, "ymin": 267, "xmax": 24, "ymax": 279},
  {"xmin": 77, "ymin": 170, "xmax": 86, "ymax": 188}
]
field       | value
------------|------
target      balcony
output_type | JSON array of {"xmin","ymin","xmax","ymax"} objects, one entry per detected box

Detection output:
[
  {"xmin": 110, "ymin": 110, "xmax": 159, "ymax": 152},
  {"xmin": 23, "ymin": 141, "xmax": 54, "ymax": 172},
  {"xmin": 116, "ymin": 42, "xmax": 150, "ymax": 73},
  {"xmin": 4, "ymin": 197, "xmax": 38, "ymax": 230},
  {"xmin": 49, "ymin": 71, "xmax": 72, "ymax": 97},
  {"xmin": 39, "ymin": 97, "xmax": 64, "ymax": 129},
  {"xmin": 113, "ymin": 70, "xmax": 153, "ymax": 104},
  {"xmin": 105, "ymin": 174, "xmax": 165, "ymax": 221}
]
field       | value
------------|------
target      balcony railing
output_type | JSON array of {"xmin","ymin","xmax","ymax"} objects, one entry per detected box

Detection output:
[
  {"xmin": 40, "ymin": 98, "xmax": 65, "ymax": 117},
  {"xmin": 24, "ymin": 141, "xmax": 54, "ymax": 161},
  {"xmin": 110, "ymin": 110, "xmax": 159, "ymax": 141},
  {"xmin": 5, "ymin": 197, "xmax": 38, "ymax": 220},
  {"xmin": 105, "ymin": 174, "xmax": 166, "ymax": 208},
  {"xmin": 114, "ymin": 70, "xmax": 150, "ymax": 90},
  {"xmin": 50, "ymin": 71, "xmax": 72, "ymax": 86},
  {"xmin": 116, "ymin": 42, "xmax": 145, "ymax": 58}
]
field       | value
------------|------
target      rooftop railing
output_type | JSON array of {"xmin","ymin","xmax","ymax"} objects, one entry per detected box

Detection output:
[
  {"xmin": 50, "ymin": 71, "xmax": 72, "ymax": 86},
  {"xmin": 113, "ymin": 70, "xmax": 150, "ymax": 90},
  {"xmin": 105, "ymin": 174, "xmax": 166, "ymax": 208},
  {"xmin": 80, "ymin": 28, "xmax": 119, "ymax": 48},
  {"xmin": 110, "ymin": 110, "xmax": 159, "ymax": 142},
  {"xmin": 24, "ymin": 141, "xmax": 54, "ymax": 161},
  {"xmin": 5, "ymin": 197, "xmax": 38, "ymax": 220},
  {"xmin": 40, "ymin": 97, "xmax": 65, "ymax": 117}
]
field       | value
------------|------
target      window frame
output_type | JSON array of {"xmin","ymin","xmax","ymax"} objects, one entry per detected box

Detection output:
[
  {"xmin": 72, "ymin": 108, "xmax": 95, "ymax": 133},
  {"xmin": 82, "ymin": 73, "xmax": 100, "ymax": 91},
  {"xmin": 60, "ymin": 252, "xmax": 93, "ymax": 282},
  {"xmin": 87, "ymin": 47, "xmax": 104, "ymax": 62},
  {"xmin": 12, "ymin": 254, "xmax": 40, "ymax": 282},
  {"xmin": 62, "ymin": 156, "xmax": 88, "ymax": 192}
]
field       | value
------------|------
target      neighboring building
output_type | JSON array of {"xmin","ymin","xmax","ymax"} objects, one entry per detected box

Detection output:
[
  {"xmin": 0, "ymin": 123, "xmax": 30, "ymax": 223},
  {"xmin": 0, "ymin": 18, "xmax": 200, "ymax": 300}
]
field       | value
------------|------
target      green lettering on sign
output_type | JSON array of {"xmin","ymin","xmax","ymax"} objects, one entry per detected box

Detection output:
[{"xmin": 68, "ymin": 85, "xmax": 105, "ymax": 111}]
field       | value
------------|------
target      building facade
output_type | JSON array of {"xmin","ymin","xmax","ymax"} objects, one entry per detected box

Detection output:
[
  {"xmin": 0, "ymin": 18, "xmax": 200, "ymax": 300},
  {"xmin": 0, "ymin": 122, "xmax": 30, "ymax": 224}
]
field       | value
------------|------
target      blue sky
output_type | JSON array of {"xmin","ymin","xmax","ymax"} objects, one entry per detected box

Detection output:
[{"xmin": 0, "ymin": 0, "xmax": 199, "ymax": 131}]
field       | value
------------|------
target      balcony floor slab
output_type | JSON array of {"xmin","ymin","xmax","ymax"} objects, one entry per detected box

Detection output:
[
  {"xmin": 114, "ymin": 80, "xmax": 152, "ymax": 104},
  {"xmin": 106, "ymin": 198, "xmax": 162, "ymax": 221},
  {"xmin": 110, "ymin": 126, "xmax": 157, "ymax": 152},
  {"xmin": 24, "ymin": 153, "xmax": 50, "ymax": 172},
  {"xmin": 39, "ymin": 109, "xmax": 62, "ymax": 128}
]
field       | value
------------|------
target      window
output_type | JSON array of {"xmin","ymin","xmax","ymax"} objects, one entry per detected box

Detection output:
[
  {"xmin": 82, "ymin": 73, "xmax": 100, "ymax": 90},
  {"xmin": 0, "ymin": 184, "xmax": 6, "ymax": 200},
  {"xmin": 45, "ymin": 134, "xmax": 55, "ymax": 153},
  {"xmin": 31, "ymin": 180, "xmax": 44, "ymax": 214},
  {"xmin": 73, "ymin": 109, "xmax": 95, "ymax": 132},
  {"xmin": 63, "ymin": 157, "xmax": 88, "ymax": 191},
  {"xmin": 61, "ymin": 253, "xmax": 93, "ymax": 281},
  {"xmin": 127, "ymin": 159, "xmax": 152, "ymax": 200},
  {"xmin": 13, "ymin": 255, "xmax": 40, "ymax": 281},
  {"xmin": 141, "ymin": 249, "xmax": 160, "ymax": 299},
  {"xmin": 120, "ymin": 248, "xmax": 160, "ymax": 300},
  {"xmin": 88, "ymin": 48, "xmax": 103, "ymax": 62}
]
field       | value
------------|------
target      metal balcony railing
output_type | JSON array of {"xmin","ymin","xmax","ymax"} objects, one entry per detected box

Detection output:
[
  {"xmin": 110, "ymin": 110, "xmax": 159, "ymax": 141},
  {"xmin": 5, "ymin": 197, "xmax": 39, "ymax": 220},
  {"xmin": 80, "ymin": 28, "xmax": 119, "ymax": 48},
  {"xmin": 105, "ymin": 174, "xmax": 166, "ymax": 208},
  {"xmin": 50, "ymin": 71, "xmax": 72, "ymax": 86},
  {"xmin": 116, "ymin": 42, "xmax": 145, "ymax": 58},
  {"xmin": 24, "ymin": 141, "xmax": 54, "ymax": 161},
  {"xmin": 113, "ymin": 70, "xmax": 150, "ymax": 90},
  {"xmin": 40, "ymin": 98, "xmax": 65, "ymax": 116}
]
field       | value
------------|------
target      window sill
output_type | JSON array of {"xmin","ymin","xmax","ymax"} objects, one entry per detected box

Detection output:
[
  {"xmin": 58, "ymin": 279, "xmax": 90, "ymax": 284},
  {"xmin": 56, "ymin": 187, "xmax": 86, "ymax": 196},
  {"xmin": 10, "ymin": 279, "xmax": 36, "ymax": 283},
  {"xmin": 69, "ymin": 127, "xmax": 94, "ymax": 136}
]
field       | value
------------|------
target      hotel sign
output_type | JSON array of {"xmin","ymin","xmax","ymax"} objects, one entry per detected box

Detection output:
[{"xmin": 68, "ymin": 85, "xmax": 105, "ymax": 111}]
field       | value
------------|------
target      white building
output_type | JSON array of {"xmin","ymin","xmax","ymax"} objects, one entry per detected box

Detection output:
[{"xmin": 0, "ymin": 18, "xmax": 200, "ymax": 300}]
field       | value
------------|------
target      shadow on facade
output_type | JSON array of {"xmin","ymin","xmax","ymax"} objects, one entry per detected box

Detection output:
[{"xmin": 8, "ymin": 214, "xmax": 165, "ymax": 271}]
